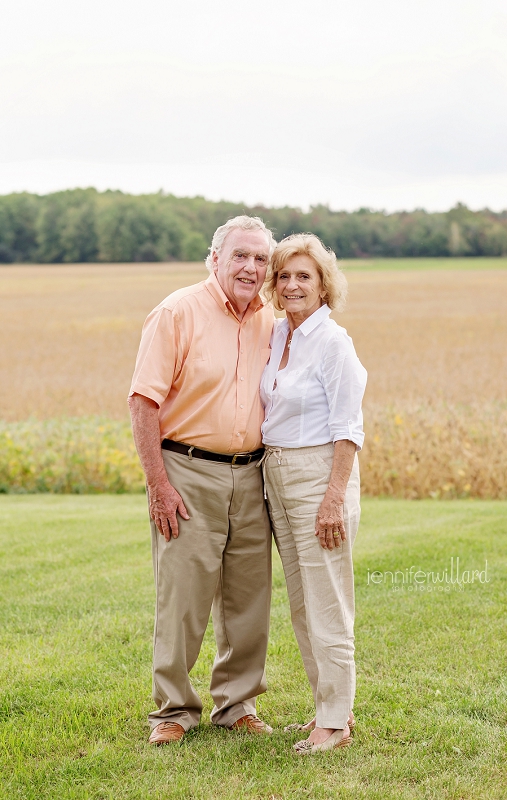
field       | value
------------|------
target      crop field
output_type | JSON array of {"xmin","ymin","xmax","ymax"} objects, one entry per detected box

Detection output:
[
  {"xmin": 1, "ymin": 260, "xmax": 506, "ymax": 799},
  {"xmin": 1, "ymin": 258, "xmax": 506, "ymax": 497}
]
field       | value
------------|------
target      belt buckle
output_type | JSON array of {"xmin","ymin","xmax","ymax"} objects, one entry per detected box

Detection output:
[{"xmin": 232, "ymin": 453, "xmax": 251, "ymax": 465}]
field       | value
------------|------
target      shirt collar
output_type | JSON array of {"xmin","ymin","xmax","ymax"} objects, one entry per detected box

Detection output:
[
  {"xmin": 204, "ymin": 271, "xmax": 265, "ymax": 319},
  {"xmin": 292, "ymin": 304, "xmax": 331, "ymax": 337}
]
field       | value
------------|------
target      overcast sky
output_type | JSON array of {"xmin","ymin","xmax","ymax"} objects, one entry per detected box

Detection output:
[{"xmin": 1, "ymin": 0, "xmax": 506, "ymax": 211}]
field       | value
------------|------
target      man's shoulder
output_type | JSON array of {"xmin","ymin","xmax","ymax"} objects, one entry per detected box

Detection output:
[
  {"xmin": 154, "ymin": 280, "xmax": 211, "ymax": 314},
  {"xmin": 258, "ymin": 302, "xmax": 275, "ymax": 322}
]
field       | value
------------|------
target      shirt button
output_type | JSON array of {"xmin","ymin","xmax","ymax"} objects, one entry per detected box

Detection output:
[
  {"xmin": 240, "ymin": 349, "xmax": 244, "ymax": 354},
  {"xmin": 225, "ymin": 310, "xmax": 229, "ymax": 315},
  {"xmin": 236, "ymin": 433, "xmax": 241, "ymax": 437},
  {"xmin": 240, "ymin": 404, "xmax": 244, "ymax": 409},
  {"xmin": 240, "ymin": 376, "xmax": 244, "ymax": 381}
]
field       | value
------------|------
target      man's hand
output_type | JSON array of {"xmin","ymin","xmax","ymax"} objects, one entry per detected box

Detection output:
[
  {"xmin": 128, "ymin": 392, "xmax": 190, "ymax": 542},
  {"xmin": 315, "ymin": 487, "xmax": 346, "ymax": 550},
  {"xmin": 148, "ymin": 479, "xmax": 189, "ymax": 541}
]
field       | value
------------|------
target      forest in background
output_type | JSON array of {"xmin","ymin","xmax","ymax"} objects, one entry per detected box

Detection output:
[{"xmin": 1, "ymin": 188, "xmax": 507, "ymax": 263}]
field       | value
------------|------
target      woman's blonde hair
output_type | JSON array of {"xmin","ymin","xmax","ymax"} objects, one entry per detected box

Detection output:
[{"xmin": 264, "ymin": 233, "xmax": 348, "ymax": 311}]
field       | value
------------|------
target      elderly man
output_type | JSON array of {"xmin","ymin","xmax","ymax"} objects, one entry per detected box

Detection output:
[{"xmin": 128, "ymin": 215, "xmax": 276, "ymax": 745}]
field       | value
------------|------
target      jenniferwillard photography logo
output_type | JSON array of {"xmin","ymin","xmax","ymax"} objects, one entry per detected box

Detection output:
[{"xmin": 367, "ymin": 557, "xmax": 490, "ymax": 593}]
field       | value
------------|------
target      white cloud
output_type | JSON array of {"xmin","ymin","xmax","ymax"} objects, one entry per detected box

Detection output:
[{"xmin": 1, "ymin": 0, "xmax": 506, "ymax": 210}]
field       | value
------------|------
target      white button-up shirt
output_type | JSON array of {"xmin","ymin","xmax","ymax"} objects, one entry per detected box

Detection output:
[{"xmin": 260, "ymin": 304, "xmax": 367, "ymax": 449}]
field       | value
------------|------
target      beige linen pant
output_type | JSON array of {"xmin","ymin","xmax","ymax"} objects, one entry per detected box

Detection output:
[
  {"xmin": 149, "ymin": 448, "xmax": 272, "ymax": 732},
  {"xmin": 263, "ymin": 443, "xmax": 361, "ymax": 730}
]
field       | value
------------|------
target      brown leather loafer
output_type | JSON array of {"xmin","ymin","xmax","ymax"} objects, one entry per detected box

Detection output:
[
  {"xmin": 148, "ymin": 721, "xmax": 185, "ymax": 745},
  {"xmin": 229, "ymin": 714, "xmax": 273, "ymax": 734}
]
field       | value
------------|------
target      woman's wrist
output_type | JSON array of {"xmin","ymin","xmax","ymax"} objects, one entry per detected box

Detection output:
[{"xmin": 325, "ymin": 485, "xmax": 346, "ymax": 504}]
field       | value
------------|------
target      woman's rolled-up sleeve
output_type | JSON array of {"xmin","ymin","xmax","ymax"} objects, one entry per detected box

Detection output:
[{"xmin": 321, "ymin": 335, "xmax": 367, "ymax": 450}]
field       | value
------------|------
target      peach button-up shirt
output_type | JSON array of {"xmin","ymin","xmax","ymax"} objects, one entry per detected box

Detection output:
[{"xmin": 129, "ymin": 272, "xmax": 273, "ymax": 453}]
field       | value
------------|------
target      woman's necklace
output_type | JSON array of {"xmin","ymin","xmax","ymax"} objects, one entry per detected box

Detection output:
[{"xmin": 287, "ymin": 332, "xmax": 293, "ymax": 349}]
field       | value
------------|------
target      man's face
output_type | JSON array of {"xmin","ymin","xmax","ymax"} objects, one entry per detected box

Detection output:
[{"xmin": 212, "ymin": 228, "xmax": 270, "ymax": 316}]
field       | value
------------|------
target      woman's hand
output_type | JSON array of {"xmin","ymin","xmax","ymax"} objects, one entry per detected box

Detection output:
[
  {"xmin": 315, "ymin": 487, "xmax": 346, "ymax": 550},
  {"xmin": 315, "ymin": 439, "xmax": 356, "ymax": 550}
]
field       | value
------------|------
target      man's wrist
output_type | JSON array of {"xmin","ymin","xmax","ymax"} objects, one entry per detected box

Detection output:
[{"xmin": 146, "ymin": 471, "xmax": 171, "ymax": 491}]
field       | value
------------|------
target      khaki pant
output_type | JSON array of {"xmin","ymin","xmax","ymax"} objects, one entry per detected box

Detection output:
[
  {"xmin": 263, "ymin": 443, "xmax": 360, "ymax": 730},
  {"xmin": 149, "ymin": 448, "xmax": 272, "ymax": 731}
]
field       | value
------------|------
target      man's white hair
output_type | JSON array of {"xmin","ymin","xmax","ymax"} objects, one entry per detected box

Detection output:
[{"xmin": 205, "ymin": 215, "xmax": 276, "ymax": 272}]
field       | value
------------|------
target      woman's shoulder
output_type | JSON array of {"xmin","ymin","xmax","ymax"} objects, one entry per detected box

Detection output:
[
  {"xmin": 316, "ymin": 318, "xmax": 357, "ymax": 357},
  {"xmin": 319, "ymin": 318, "xmax": 353, "ymax": 342},
  {"xmin": 268, "ymin": 316, "xmax": 288, "ymax": 348},
  {"xmin": 272, "ymin": 317, "xmax": 288, "ymax": 337}
]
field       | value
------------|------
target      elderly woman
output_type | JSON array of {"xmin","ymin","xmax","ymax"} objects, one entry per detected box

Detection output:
[{"xmin": 260, "ymin": 234, "xmax": 367, "ymax": 754}]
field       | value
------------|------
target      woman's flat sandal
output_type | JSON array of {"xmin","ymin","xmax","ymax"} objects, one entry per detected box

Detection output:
[
  {"xmin": 293, "ymin": 725, "xmax": 352, "ymax": 755},
  {"xmin": 284, "ymin": 713, "xmax": 355, "ymax": 734}
]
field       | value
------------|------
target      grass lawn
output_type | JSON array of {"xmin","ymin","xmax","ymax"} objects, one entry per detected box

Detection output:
[{"xmin": 1, "ymin": 496, "xmax": 506, "ymax": 799}]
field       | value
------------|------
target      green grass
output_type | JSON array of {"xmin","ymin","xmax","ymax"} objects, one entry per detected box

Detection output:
[
  {"xmin": 343, "ymin": 257, "xmax": 507, "ymax": 271},
  {"xmin": 1, "ymin": 496, "xmax": 506, "ymax": 799}
]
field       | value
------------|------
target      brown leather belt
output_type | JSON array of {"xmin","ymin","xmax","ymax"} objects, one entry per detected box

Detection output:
[{"xmin": 161, "ymin": 439, "xmax": 264, "ymax": 465}]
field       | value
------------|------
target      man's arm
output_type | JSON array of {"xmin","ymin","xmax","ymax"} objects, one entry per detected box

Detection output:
[{"xmin": 128, "ymin": 392, "xmax": 189, "ymax": 541}]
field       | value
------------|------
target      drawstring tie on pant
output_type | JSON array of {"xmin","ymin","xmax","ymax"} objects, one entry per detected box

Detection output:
[{"xmin": 257, "ymin": 446, "xmax": 283, "ymax": 498}]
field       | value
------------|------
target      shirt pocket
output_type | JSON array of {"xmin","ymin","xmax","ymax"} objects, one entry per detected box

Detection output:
[{"xmin": 277, "ymin": 367, "xmax": 309, "ymax": 400}]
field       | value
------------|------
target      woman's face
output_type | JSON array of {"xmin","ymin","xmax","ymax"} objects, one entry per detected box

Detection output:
[{"xmin": 276, "ymin": 254, "xmax": 324, "ymax": 319}]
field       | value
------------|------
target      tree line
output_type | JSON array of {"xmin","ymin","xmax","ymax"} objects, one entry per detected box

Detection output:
[{"xmin": 1, "ymin": 188, "xmax": 506, "ymax": 263}]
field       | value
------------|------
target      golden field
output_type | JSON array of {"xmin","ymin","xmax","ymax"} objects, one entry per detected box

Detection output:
[{"xmin": 1, "ymin": 260, "xmax": 506, "ymax": 497}]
